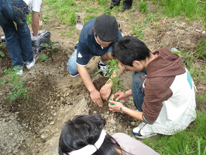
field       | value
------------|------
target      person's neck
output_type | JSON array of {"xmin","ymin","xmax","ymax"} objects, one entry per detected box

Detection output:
[{"xmin": 144, "ymin": 53, "xmax": 155, "ymax": 68}]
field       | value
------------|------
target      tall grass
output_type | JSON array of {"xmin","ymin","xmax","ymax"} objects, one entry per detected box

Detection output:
[
  {"xmin": 153, "ymin": 0, "xmax": 206, "ymax": 25},
  {"xmin": 194, "ymin": 38, "xmax": 206, "ymax": 60}
]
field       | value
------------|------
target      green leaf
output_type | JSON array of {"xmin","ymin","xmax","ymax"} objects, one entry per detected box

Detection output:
[
  {"xmin": 40, "ymin": 54, "xmax": 48, "ymax": 61},
  {"xmin": 0, "ymin": 51, "xmax": 5, "ymax": 57},
  {"xmin": 40, "ymin": 43, "xmax": 49, "ymax": 47}
]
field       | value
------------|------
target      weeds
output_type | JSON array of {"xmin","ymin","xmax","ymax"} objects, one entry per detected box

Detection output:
[
  {"xmin": 194, "ymin": 38, "xmax": 206, "ymax": 60},
  {"xmin": 131, "ymin": 24, "xmax": 144, "ymax": 39},
  {"xmin": 152, "ymin": 0, "xmax": 206, "ymax": 25},
  {"xmin": 0, "ymin": 66, "xmax": 29, "ymax": 103},
  {"xmin": 40, "ymin": 40, "xmax": 58, "ymax": 62},
  {"xmin": 139, "ymin": 1, "xmax": 148, "ymax": 12},
  {"xmin": 0, "ymin": 45, "xmax": 4, "ymax": 57},
  {"xmin": 0, "ymin": 51, "xmax": 4, "ymax": 57}
]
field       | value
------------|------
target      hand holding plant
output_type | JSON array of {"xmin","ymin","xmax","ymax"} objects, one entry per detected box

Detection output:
[{"xmin": 108, "ymin": 95, "xmax": 123, "ymax": 113}]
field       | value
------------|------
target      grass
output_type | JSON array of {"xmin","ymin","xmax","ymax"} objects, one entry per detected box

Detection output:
[
  {"xmin": 194, "ymin": 38, "xmax": 206, "ymax": 60},
  {"xmin": 152, "ymin": 0, "xmax": 206, "ymax": 26},
  {"xmin": 144, "ymin": 110, "xmax": 206, "ymax": 155}
]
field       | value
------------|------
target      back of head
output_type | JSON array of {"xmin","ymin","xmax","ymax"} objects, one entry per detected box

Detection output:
[
  {"xmin": 112, "ymin": 36, "xmax": 151, "ymax": 66},
  {"xmin": 94, "ymin": 14, "xmax": 118, "ymax": 42},
  {"xmin": 59, "ymin": 114, "xmax": 121, "ymax": 155}
]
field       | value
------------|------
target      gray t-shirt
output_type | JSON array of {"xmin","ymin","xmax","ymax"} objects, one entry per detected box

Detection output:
[{"xmin": 112, "ymin": 133, "xmax": 160, "ymax": 155}]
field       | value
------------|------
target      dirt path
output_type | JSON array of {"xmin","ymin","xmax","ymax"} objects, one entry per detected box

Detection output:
[{"xmin": 0, "ymin": 2, "xmax": 206, "ymax": 154}]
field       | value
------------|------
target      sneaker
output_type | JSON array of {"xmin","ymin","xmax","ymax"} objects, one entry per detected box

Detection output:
[
  {"xmin": 1, "ymin": 36, "xmax": 5, "ymax": 42},
  {"xmin": 97, "ymin": 61, "xmax": 108, "ymax": 77},
  {"xmin": 16, "ymin": 69, "xmax": 23, "ymax": 75},
  {"xmin": 121, "ymin": 5, "xmax": 132, "ymax": 12},
  {"xmin": 132, "ymin": 122, "xmax": 157, "ymax": 139},
  {"xmin": 70, "ymin": 73, "xmax": 79, "ymax": 77},
  {"xmin": 25, "ymin": 58, "xmax": 35, "ymax": 69}
]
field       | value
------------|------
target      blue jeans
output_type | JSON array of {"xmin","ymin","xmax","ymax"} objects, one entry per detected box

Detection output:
[
  {"xmin": 131, "ymin": 69, "xmax": 147, "ymax": 112},
  {"xmin": 67, "ymin": 47, "xmax": 112, "ymax": 75},
  {"xmin": 0, "ymin": 0, "xmax": 33, "ymax": 67}
]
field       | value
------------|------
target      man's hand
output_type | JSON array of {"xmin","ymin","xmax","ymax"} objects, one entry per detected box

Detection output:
[
  {"xmin": 115, "ymin": 90, "xmax": 132, "ymax": 100},
  {"xmin": 90, "ymin": 89, "xmax": 103, "ymax": 107},
  {"xmin": 100, "ymin": 82, "xmax": 112, "ymax": 100},
  {"xmin": 108, "ymin": 98, "xmax": 123, "ymax": 113}
]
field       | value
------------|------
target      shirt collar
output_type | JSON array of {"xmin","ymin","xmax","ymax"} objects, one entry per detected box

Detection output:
[{"xmin": 94, "ymin": 34, "xmax": 104, "ymax": 49}]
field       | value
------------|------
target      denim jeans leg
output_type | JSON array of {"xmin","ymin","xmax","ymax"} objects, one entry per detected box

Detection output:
[
  {"xmin": 131, "ymin": 69, "xmax": 147, "ymax": 112},
  {"xmin": 1, "ymin": 21, "xmax": 24, "ymax": 67},
  {"xmin": 0, "ymin": 0, "xmax": 32, "ymax": 66},
  {"xmin": 67, "ymin": 49, "xmax": 93, "ymax": 74},
  {"xmin": 67, "ymin": 49, "xmax": 78, "ymax": 74},
  {"xmin": 16, "ymin": 21, "xmax": 33, "ymax": 63},
  {"xmin": 10, "ymin": 0, "xmax": 33, "ymax": 63}
]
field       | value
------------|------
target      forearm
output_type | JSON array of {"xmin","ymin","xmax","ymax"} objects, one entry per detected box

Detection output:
[
  {"xmin": 122, "ymin": 106, "xmax": 145, "ymax": 122},
  {"xmin": 32, "ymin": 11, "xmax": 39, "ymax": 36},
  {"xmin": 78, "ymin": 65, "xmax": 96, "ymax": 93},
  {"xmin": 125, "ymin": 89, "xmax": 132, "ymax": 97}
]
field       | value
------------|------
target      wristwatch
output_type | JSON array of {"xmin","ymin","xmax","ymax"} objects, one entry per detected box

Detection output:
[{"xmin": 120, "ymin": 105, "xmax": 125, "ymax": 114}]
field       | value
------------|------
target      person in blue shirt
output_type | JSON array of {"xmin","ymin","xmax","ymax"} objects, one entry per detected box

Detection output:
[{"xmin": 67, "ymin": 14, "xmax": 123, "ymax": 107}]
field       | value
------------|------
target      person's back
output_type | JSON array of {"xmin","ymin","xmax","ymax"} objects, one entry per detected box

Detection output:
[{"xmin": 139, "ymin": 47, "xmax": 196, "ymax": 136}]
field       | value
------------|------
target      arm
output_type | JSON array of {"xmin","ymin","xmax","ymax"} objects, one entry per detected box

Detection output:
[
  {"xmin": 77, "ymin": 64, "xmax": 103, "ymax": 107},
  {"xmin": 115, "ymin": 89, "xmax": 132, "ymax": 100},
  {"xmin": 32, "ymin": 11, "xmax": 39, "ymax": 36},
  {"xmin": 108, "ymin": 100, "xmax": 145, "ymax": 122}
]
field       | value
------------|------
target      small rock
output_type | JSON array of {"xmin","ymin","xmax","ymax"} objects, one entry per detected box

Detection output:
[
  {"xmin": 131, "ymin": 122, "xmax": 136, "ymax": 126},
  {"xmin": 50, "ymin": 121, "xmax": 54, "ymax": 125}
]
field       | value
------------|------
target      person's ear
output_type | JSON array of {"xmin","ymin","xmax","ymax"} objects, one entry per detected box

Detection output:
[{"xmin": 132, "ymin": 60, "xmax": 141, "ymax": 66}]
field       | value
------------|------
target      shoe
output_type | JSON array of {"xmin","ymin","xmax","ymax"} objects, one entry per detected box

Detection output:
[
  {"xmin": 70, "ymin": 73, "xmax": 79, "ymax": 77},
  {"xmin": 25, "ymin": 58, "xmax": 35, "ymax": 69},
  {"xmin": 121, "ymin": 5, "xmax": 131, "ymax": 12},
  {"xmin": 14, "ymin": 68, "xmax": 23, "ymax": 76},
  {"xmin": 109, "ymin": 3, "xmax": 120, "ymax": 9},
  {"xmin": 97, "ymin": 61, "xmax": 108, "ymax": 77},
  {"xmin": 16, "ymin": 69, "xmax": 23, "ymax": 75},
  {"xmin": 132, "ymin": 122, "xmax": 157, "ymax": 139},
  {"xmin": 1, "ymin": 36, "xmax": 5, "ymax": 42}
]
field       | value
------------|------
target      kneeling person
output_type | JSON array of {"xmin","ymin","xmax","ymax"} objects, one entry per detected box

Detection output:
[
  {"xmin": 109, "ymin": 36, "xmax": 196, "ymax": 138},
  {"xmin": 67, "ymin": 14, "xmax": 123, "ymax": 107}
]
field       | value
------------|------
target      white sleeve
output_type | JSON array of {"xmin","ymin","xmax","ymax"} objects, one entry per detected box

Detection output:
[{"xmin": 32, "ymin": 0, "xmax": 42, "ymax": 12}]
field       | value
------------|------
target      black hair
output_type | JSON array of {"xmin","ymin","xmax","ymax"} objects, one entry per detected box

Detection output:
[
  {"xmin": 59, "ymin": 114, "xmax": 123, "ymax": 155},
  {"xmin": 112, "ymin": 36, "xmax": 151, "ymax": 66}
]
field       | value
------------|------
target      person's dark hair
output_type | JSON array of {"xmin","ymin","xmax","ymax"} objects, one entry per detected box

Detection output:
[
  {"xmin": 112, "ymin": 36, "xmax": 151, "ymax": 66},
  {"xmin": 59, "ymin": 114, "xmax": 122, "ymax": 155}
]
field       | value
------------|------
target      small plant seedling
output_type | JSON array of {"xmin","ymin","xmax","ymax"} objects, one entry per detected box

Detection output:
[
  {"xmin": 40, "ymin": 40, "xmax": 58, "ymax": 62},
  {"xmin": 95, "ymin": 59, "xmax": 124, "ymax": 105},
  {"xmin": 40, "ymin": 54, "xmax": 48, "ymax": 62},
  {"xmin": 40, "ymin": 40, "xmax": 59, "ymax": 52},
  {"xmin": 0, "ymin": 66, "xmax": 30, "ymax": 103},
  {"xmin": 0, "ymin": 51, "xmax": 5, "ymax": 57}
]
